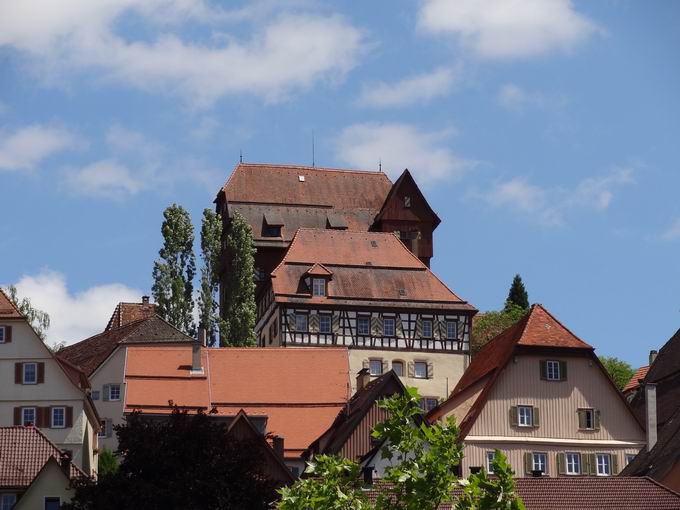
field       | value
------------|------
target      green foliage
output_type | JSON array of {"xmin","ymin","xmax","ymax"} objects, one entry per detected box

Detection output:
[
  {"xmin": 152, "ymin": 204, "xmax": 196, "ymax": 336},
  {"xmin": 456, "ymin": 451, "xmax": 525, "ymax": 510},
  {"xmin": 505, "ymin": 274, "xmax": 529, "ymax": 311},
  {"xmin": 221, "ymin": 212, "xmax": 256, "ymax": 347},
  {"xmin": 198, "ymin": 208, "xmax": 223, "ymax": 346},
  {"xmin": 471, "ymin": 304, "xmax": 528, "ymax": 355},
  {"xmin": 278, "ymin": 456, "xmax": 371, "ymax": 510},
  {"xmin": 599, "ymin": 356, "xmax": 635, "ymax": 391},
  {"xmin": 4, "ymin": 285, "xmax": 50, "ymax": 341},
  {"xmin": 278, "ymin": 390, "xmax": 524, "ymax": 510},
  {"xmin": 97, "ymin": 447, "xmax": 119, "ymax": 477}
]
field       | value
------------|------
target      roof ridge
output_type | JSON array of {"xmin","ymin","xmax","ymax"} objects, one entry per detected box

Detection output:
[
  {"xmin": 528, "ymin": 303, "xmax": 593, "ymax": 349},
  {"xmin": 0, "ymin": 287, "xmax": 24, "ymax": 317},
  {"xmin": 238, "ymin": 162, "xmax": 390, "ymax": 177}
]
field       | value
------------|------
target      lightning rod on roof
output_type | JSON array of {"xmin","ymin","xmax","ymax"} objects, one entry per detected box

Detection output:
[
  {"xmin": 312, "ymin": 130, "xmax": 315, "ymax": 168},
  {"xmin": 379, "ymin": 158, "xmax": 382, "ymax": 172},
  {"xmin": 239, "ymin": 150, "xmax": 243, "ymax": 163}
]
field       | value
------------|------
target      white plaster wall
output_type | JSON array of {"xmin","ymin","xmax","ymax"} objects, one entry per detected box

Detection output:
[{"xmin": 89, "ymin": 347, "xmax": 127, "ymax": 453}]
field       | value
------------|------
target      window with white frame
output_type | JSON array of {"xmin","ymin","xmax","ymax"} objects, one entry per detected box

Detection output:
[
  {"xmin": 518, "ymin": 406, "xmax": 533, "ymax": 427},
  {"xmin": 319, "ymin": 315, "xmax": 331, "ymax": 334},
  {"xmin": 109, "ymin": 384, "xmax": 121, "ymax": 402},
  {"xmin": 414, "ymin": 361, "xmax": 428, "ymax": 379},
  {"xmin": 565, "ymin": 452, "xmax": 581, "ymax": 475},
  {"xmin": 357, "ymin": 317, "xmax": 370, "ymax": 336},
  {"xmin": 295, "ymin": 314, "xmax": 308, "ymax": 332},
  {"xmin": 383, "ymin": 317, "xmax": 395, "ymax": 337},
  {"xmin": 532, "ymin": 452, "xmax": 547, "ymax": 474},
  {"xmin": 596, "ymin": 454, "xmax": 611, "ymax": 476},
  {"xmin": 51, "ymin": 407, "xmax": 65, "ymax": 428},
  {"xmin": 446, "ymin": 321, "xmax": 457, "ymax": 340},
  {"xmin": 23, "ymin": 362, "xmax": 37, "ymax": 384},
  {"xmin": 312, "ymin": 278, "xmax": 326, "ymax": 297},
  {"xmin": 392, "ymin": 361, "xmax": 404, "ymax": 376},
  {"xmin": 422, "ymin": 319, "xmax": 432, "ymax": 338},
  {"xmin": 0, "ymin": 326, "xmax": 5, "ymax": 343},
  {"xmin": 369, "ymin": 359, "xmax": 383, "ymax": 376},
  {"xmin": 486, "ymin": 451, "xmax": 495, "ymax": 474},
  {"xmin": 1, "ymin": 494, "xmax": 17, "ymax": 510},
  {"xmin": 22, "ymin": 407, "xmax": 36, "ymax": 426},
  {"xmin": 546, "ymin": 360, "xmax": 561, "ymax": 380}
]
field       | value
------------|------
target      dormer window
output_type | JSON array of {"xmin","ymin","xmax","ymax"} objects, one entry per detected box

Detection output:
[
  {"xmin": 262, "ymin": 212, "xmax": 284, "ymax": 238},
  {"xmin": 312, "ymin": 278, "xmax": 326, "ymax": 297},
  {"xmin": 404, "ymin": 196, "xmax": 411, "ymax": 208}
]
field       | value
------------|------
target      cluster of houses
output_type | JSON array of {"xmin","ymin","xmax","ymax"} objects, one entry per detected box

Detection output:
[{"xmin": 2, "ymin": 162, "xmax": 680, "ymax": 509}]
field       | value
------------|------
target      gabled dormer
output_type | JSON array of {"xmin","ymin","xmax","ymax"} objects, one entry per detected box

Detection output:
[
  {"xmin": 372, "ymin": 169, "xmax": 440, "ymax": 267},
  {"xmin": 303, "ymin": 263, "xmax": 333, "ymax": 297}
]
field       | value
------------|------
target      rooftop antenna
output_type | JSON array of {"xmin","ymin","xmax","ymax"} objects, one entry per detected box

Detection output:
[
  {"xmin": 379, "ymin": 158, "xmax": 382, "ymax": 172},
  {"xmin": 312, "ymin": 130, "xmax": 315, "ymax": 168},
  {"xmin": 239, "ymin": 150, "xmax": 243, "ymax": 163}
]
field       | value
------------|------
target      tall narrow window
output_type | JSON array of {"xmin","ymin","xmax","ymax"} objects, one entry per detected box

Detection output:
[
  {"xmin": 392, "ymin": 361, "xmax": 404, "ymax": 376},
  {"xmin": 22, "ymin": 407, "xmax": 36, "ymax": 426},
  {"xmin": 446, "ymin": 321, "xmax": 457, "ymax": 340},
  {"xmin": 312, "ymin": 278, "xmax": 326, "ymax": 297},
  {"xmin": 295, "ymin": 314, "xmax": 308, "ymax": 332},
  {"xmin": 518, "ymin": 406, "xmax": 534, "ymax": 427},
  {"xmin": 422, "ymin": 319, "xmax": 432, "ymax": 338},
  {"xmin": 357, "ymin": 317, "xmax": 370, "ymax": 336},
  {"xmin": 596, "ymin": 454, "xmax": 611, "ymax": 476},
  {"xmin": 414, "ymin": 361, "xmax": 428, "ymax": 379},
  {"xmin": 23, "ymin": 363, "xmax": 37, "ymax": 384},
  {"xmin": 566, "ymin": 452, "xmax": 581, "ymax": 475},
  {"xmin": 532, "ymin": 453, "xmax": 547, "ymax": 474},
  {"xmin": 0, "ymin": 326, "xmax": 5, "ymax": 343},
  {"xmin": 109, "ymin": 384, "xmax": 121, "ymax": 402},
  {"xmin": 383, "ymin": 318, "xmax": 396, "ymax": 337},
  {"xmin": 546, "ymin": 360, "xmax": 561, "ymax": 380},
  {"xmin": 98, "ymin": 420, "xmax": 107, "ymax": 438},
  {"xmin": 486, "ymin": 451, "xmax": 496, "ymax": 474},
  {"xmin": 51, "ymin": 407, "xmax": 66, "ymax": 428},
  {"xmin": 369, "ymin": 359, "xmax": 383, "ymax": 376}
]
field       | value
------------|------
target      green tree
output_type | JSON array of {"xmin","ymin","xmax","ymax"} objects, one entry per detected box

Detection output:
[
  {"xmin": 505, "ymin": 274, "xmax": 529, "ymax": 311},
  {"xmin": 471, "ymin": 304, "xmax": 528, "ymax": 355},
  {"xmin": 278, "ymin": 389, "xmax": 524, "ymax": 510},
  {"xmin": 221, "ymin": 212, "xmax": 256, "ymax": 347},
  {"xmin": 198, "ymin": 208, "xmax": 223, "ymax": 346},
  {"xmin": 98, "ymin": 447, "xmax": 119, "ymax": 477},
  {"xmin": 599, "ymin": 356, "xmax": 635, "ymax": 391},
  {"xmin": 152, "ymin": 204, "xmax": 196, "ymax": 336},
  {"xmin": 3, "ymin": 285, "xmax": 50, "ymax": 341}
]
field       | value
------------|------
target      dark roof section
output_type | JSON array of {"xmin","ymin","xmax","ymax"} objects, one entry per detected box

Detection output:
[
  {"xmin": 0, "ymin": 426, "xmax": 85, "ymax": 488},
  {"xmin": 644, "ymin": 327, "xmax": 680, "ymax": 384},
  {"xmin": 0, "ymin": 288, "xmax": 23, "ymax": 319},
  {"xmin": 373, "ymin": 168, "xmax": 441, "ymax": 228},
  {"xmin": 364, "ymin": 477, "xmax": 680, "ymax": 509},
  {"xmin": 105, "ymin": 301, "xmax": 157, "ymax": 331},
  {"xmin": 622, "ymin": 406, "xmax": 680, "ymax": 482},
  {"xmin": 59, "ymin": 315, "xmax": 193, "ymax": 376}
]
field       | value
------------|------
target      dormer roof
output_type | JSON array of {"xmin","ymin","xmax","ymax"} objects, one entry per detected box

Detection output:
[{"xmin": 305, "ymin": 263, "xmax": 333, "ymax": 278}]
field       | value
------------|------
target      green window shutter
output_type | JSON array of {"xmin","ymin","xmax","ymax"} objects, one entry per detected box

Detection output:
[
  {"xmin": 509, "ymin": 406, "xmax": 518, "ymax": 427},
  {"xmin": 309, "ymin": 314, "xmax": 319, "ymax": 333},
  {"xmin": 288, "ymin": 312, "xmax": 297, "ymax": 332},
  {"xmin": 332, "ymin": 314, "xmax": 340, "ymax": 334},
  {"xmin": 594, "ymin": 409, "xmax": 601, "ymax": 430},
  {"xmin": 612, "ymin": 454, "xmax": 619, "ymax": 475},
  {"xmin": 539, "ymin": 360, "xmax": 547, "ymax": 380},
  {"xmin": 560, "ymin": 361, "xmax": 568, "ymax": 381},
  {"xmin": 532, "ymin": 407, "xmax": 540, "ymax": 427},
  {"xmin": 103, "ymin": 385, "xmax": 110, "ymax": 402},
  {"xmin": 557, "ymin": 453, "xmax": 566, "ymax": 475},
  {"xmin": 524, "ymin": 452, "xmax": 533, "ymax": 474},
  {"xmin": 577, "ymin": 410, "xmax": 585, "ymax": 430},
  {"xmin": 587, "ymin": 454, "xmax": 597, "ymax": 475}
]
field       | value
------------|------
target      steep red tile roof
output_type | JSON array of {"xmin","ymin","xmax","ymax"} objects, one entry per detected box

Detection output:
[
  {"xmin": 105, "ymin": 301, "xmax": 157, "ymax": 331},
  {"xmin": 271, "ymin": 229, "xmax": 475, "ymax": 310},
  {"xmin": 0, "ymin": 288, "xmax": 23, "ymax": 319},
  {"xmin": 623, "ymin": 365, "xmax": 650, "ymax": 393},
  {"xmin": 0, "ymin": 426, "xmax": 85, "ymax": 488},
  {"xmin": 124, "ymin": 346, "xmax": 351, "ymax": 459}
]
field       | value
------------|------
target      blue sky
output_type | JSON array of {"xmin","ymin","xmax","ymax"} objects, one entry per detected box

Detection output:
[{"xmin": 1, "ymin": 0, "xmax": 678, "ymax": 366}]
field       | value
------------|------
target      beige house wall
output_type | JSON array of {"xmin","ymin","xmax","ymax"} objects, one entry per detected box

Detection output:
[
  {"xmin": 348, "ymin": 349, "xmax": 466, "ymax": 401},
  {"xmin": 90, "ymin": 346, "xmax": 127, "ymax": 452},
  {"xmin": 14, "ymin": 460, "xmax": 75, "ymax": 510}
]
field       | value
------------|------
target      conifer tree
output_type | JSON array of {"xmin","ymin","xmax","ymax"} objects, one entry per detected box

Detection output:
[
  {"xmin": 505, "ymin": 274, "xmax": 529, "ymax": 311},
  {"xmin": 221, "ymin": 212, "xmax": 256, "ymax": 347},
  {"xmin": 152, "ymin": 204, "xmax": 196, "ymax": 336},
  {"xmin": 198, "ymin": 208, "xmax": 222, "ymax": 346}
]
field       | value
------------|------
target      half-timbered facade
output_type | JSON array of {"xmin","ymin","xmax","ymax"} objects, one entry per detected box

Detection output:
[{"xmin": 255, "ymin": 228, "xmax": 477, "ymax": 400}]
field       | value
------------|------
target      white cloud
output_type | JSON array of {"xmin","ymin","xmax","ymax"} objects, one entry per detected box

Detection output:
[
  {"xmin": 498, "ymin": 83, "xmax": 568, "ymax": 111},
  {"xmin": 477, "ymin": 168, "xmax": 634, "ymax": 226},
  {"xmin": 64, "ymin": 160, "xmax": 147, "ymax": 199},
  {"xmin": 191, "ymin": 116, "xmax": 220, "ymax": 141},
  {"xmin": 0, "ymin": 1, "xmax": 366, "ymax": 107},
  {"xmin": 11, "ymin": 270, "xmax": 143, "ymax": 345},
  {"xmin": 334, "ymin": 122, "xmax": 474, "ymax": 186},
  {"xmin": 0, "ymin": 124, "xmax": 77, "ymax": 171},
  {"xmin": 418, "ymin": 0, "xmax": 599, "ymax": 59},
  {"xmin": 356, "ymin": 67, "xmax": 456, "ymax": 108},
  {"xmin": 661, "ymin": 218, "xmax": 680, "ymax": 242}
]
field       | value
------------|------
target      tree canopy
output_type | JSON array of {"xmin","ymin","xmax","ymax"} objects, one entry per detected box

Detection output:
[
  {"xmin": 505, "ymin": 274, "xmax": 529, "ymax": 311},
  {"xmin": 198, "ymin": 208, "xmax": 223, "ymax": 346},
  {"xmin": 599, "ymin": 356, "xmax": 635, "ymax": 391},
  {"xmin": 3, "ymin": 285, "xmax": 50, "ymax": 341}
]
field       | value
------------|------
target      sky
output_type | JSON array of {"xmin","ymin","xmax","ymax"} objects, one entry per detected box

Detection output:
[{"xmin": 1, "ymin": 0, "xmax": 678, "ymax": 366}]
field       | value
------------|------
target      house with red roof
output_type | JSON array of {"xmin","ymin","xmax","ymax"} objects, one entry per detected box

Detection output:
[
  {"xmin": 0, "ymin": 290, "xmax": 100, "ymax": 476},
  {"xmin": 428, "ymin": 304, "xmax": 645, "ymax": 478}
]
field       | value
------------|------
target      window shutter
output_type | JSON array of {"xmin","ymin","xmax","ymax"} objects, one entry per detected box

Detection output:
[
  {"xmin": 594, "ymin": 409, "xmax": 601, "ymax": 431},
  {"xmin": 371, "ymin": 317, "xmax": 382, "ymax": 336},
  {"xmin": 408, "ymin": 361, "xmax": 415, "ymax": 378},
  {"xmin": 308, "ymin": 314, "xmax": 319, "ymax": 333},
  {"xmin": 427, "ymin": 361, "xmax": 434, "ymax": 379},
  {"xmin": 382, "ymin": 360, "xmax": 389, "ymax": 374},
  {"xmin": 37, "ymin": 407, "xmax": 47, "ymax": 428},
  {"xmin": 533, "ymin": 407, "xmax": 540, "ymax": 427},
  {"xmin": 332, "ymin": 314, "xmax": 340, "ymax": 334},
  {"xmin": 395, "ymin": 317, "xmax": 403, "ymax": 337},
  {"xmin": 15, "ymin": 363, "xmax": 22, "ymax": 384},
  {"xmin": 37, "ymin": 362, "xmax": 45, "ymax": 384},
  {"xmin": 362, "ymin": 359, "xmax": 369, "ymax": 370},
  {"xmin": 4, "ymin": 326, "xmax": 11, "ymax": 342},
  {"xmin": 560, "ymin": 361, "xmax": 568, "ymax": 381},
  {"xmin": 103, "ymin": 385, "xmax": 110, "ymax": 402},
  {"xmin": 539, "ymin": 360, "xmax": 547, "ymax": 380},
  {"xmin": 509, "ymin": 406, "xmax": 518, "ymax": 427},
  {"xmin": 433, "ymin": 320, "xmax": 442, "ymax": 340},
  {"xmin": 415, "ymin": 318, "xmax": 423, "ymax": 338},
  {"xmin": 557, "ymin": 453, "xmax": 566, "ymax": 475},
  {"xmin": 14, "ymin": 407, "xmax": 21, "ymax": 425},
  {"xmin": 104, "ymin": 419, "xmax": 112, "ymax": 438},
  {"xmin": 287, "ymin": 312, "xmax": 297, "ymax": 332},
  {"xmin": 577, "ymin": 410, "xmax": 586, "ymax": 430},
  {"xmin": 587, "ymin": 454, "xmax": 597, "ymax": 475},
  {"xmin": 612, "ymin": 454, "xmax": 619, "ymax": 475},
  {"xmin": 66, "ymin": 407, "xmax": 73, "ymax": 428},
  {"xmin": 524, "ymin": 452, "xmax": 533, "ymax": 474}
]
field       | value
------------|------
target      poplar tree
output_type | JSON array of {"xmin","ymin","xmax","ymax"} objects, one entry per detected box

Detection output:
[
  {"xmin": 221, "ymin": 212, "xmax": 256, "ymax": 347},
  {"xmin": 505, "ymin": 274, "xmax": 529, "ymax": 311},
  {"xmin": 198, "ymin": 208, "xmax": 222, "ymax": 346},
  {"xmin": 152, "ymin": 204, "xmax": 196, "ymax": 336}
]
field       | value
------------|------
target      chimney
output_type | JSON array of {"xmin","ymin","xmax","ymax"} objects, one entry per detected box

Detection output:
[
  {"xmin": 645, "ymin": 382, "xmax": 657, "ymax": 451},
  {"xmin": 198, "ymin": 326, "xmax": 207, "ymax": 347},
  {"xmin": 60, "ymin": 451, "xmax": 72, "ymax": 479},
  {"xmin": 272, "ymin": 435, "xmax": 285, "ymax": 458},
  {"xmin": 191, "ymin": 341, "xmax": 202, "ymax": 373},
  {"xmin": 362, "ymin": 467, "xmax": 374, "ymax": 486},
  {"xmin": 649, "ymin": 350, "xmax": 658, "ymax": 366},
  {"xmin": 356, "ymin": 368, "xmax": 370, "ymax": 391}
]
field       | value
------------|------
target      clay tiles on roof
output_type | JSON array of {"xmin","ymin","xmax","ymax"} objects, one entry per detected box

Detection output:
[
  {"xmin": 124, "ymin": 346, "xmax": 350, "ymax": 458},
  {"xmin": 365, "ymin": 477, "xmax": 680, "ymax": 509},
  {"xmin": 623, "ymin": 365, "xmax": 650, "ymax": 393},
  {"xmin": 0, "ymin": 426, "xmax": 85, "ymax": 488},
  {"xmin": 59, "ymin": 315, "xmax": 193, "ymax": 376},
  {"xmin": 271, "ymin": 229, "xmax": 474, "ymax": 310},
  {"xmin": 644, "ymin": 327, "xmax": 680, "ymax": 384},
  {"xmin": 0, "ymin": 289, "xmax": 23, "ymax": 319},
  {"xmin": 105, "ymin": 301, "xmax": 157, "ymax": 331}
]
